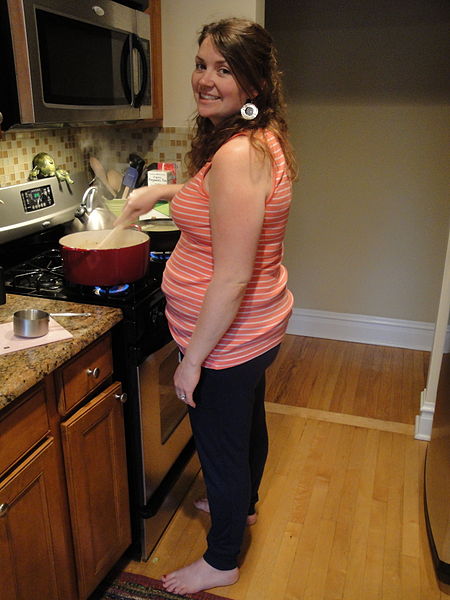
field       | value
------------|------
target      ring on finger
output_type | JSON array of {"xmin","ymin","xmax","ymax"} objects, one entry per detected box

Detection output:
[{"xmin": 179, "ymin": 393, "xmax": 186, "ymax": 400}]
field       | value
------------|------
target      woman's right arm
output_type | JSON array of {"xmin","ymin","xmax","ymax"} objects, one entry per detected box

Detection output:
[{"xmin": 114, "ymin": 183, "xmax": 183, "ymax": 226}]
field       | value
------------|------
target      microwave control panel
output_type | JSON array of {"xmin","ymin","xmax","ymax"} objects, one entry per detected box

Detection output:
[{"xmin": 21, "ymin": 185, "xmax": 54, "ymax": 212}]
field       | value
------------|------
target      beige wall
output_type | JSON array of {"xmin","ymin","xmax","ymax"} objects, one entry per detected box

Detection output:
[
  {"xmin": 159, "ymin": 1, "xmax": 449, "ymax": 324},
  {"xmin": 267, "ymin": 1, "xmax": 450, "ymax": 323},
  {"xmin": 285, "ymin": 104, "xmax": 450, "ymax": 322},
  {"xmin": 161, "ymin": 0, "xmax": 264, "ymax": 128}
]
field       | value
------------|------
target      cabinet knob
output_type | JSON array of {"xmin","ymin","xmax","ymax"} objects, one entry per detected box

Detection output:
[
  {"xmin": 115, "ymin": 393, "xmax": 128, "ymax": 404},
  {"xmin": 0, "ymin": 503, "xmax": 9, "ymax": 516},
  {"xmin": 87, "ymin": 367, "xmax": 100, "ymax": 379},
  {"xmin": 92, "ymin": 5, "xmax": 105, "ymax": 16}
]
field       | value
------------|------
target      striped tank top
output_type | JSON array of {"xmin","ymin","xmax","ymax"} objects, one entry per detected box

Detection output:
[{"xmin": 161, "ymin": 130, "xmax": 293, "ymax": 369}]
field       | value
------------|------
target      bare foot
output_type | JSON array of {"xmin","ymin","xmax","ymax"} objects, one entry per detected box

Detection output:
[
  {"xmin": 162, "ymin": 557, "xmax": 239, "ymax": 594},
  {"xmin": 194, "ymin": 497, "xmax": 257, "ymax": 525}
]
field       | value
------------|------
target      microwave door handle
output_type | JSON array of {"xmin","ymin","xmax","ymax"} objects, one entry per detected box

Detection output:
[
  {"xmin": 131, "ymin": 34, "xmax": 149, "ymax": 108},
  {"xmin": 121, "ymin": 35, "xmax": 133, "ymax": 106}
]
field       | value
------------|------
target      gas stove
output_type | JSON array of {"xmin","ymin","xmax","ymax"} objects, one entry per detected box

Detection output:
[
  {"xmin": 0, "ymin": 177, "xmax": 174, "ymax": 360},
  {"xmin": 1, "ymin": 228, "xmax": 172, "ymax": 362},
  {"xmin": 0, "ymin": 177, "xmax": 168, "ymax": 309},
  {"xmin": 3, "ymin": 243, "xmax": 162, "ymax": 308}
]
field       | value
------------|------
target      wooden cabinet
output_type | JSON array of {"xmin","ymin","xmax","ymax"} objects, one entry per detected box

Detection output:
[
  {"xmin": 61, "ymin": 382, "xmax": 131, "ymax": 599},
  {"xmin": 126, "ymin": 0, "xmax": 163, "ymax": 127},
  {"xmin": 0, "ymin": 392, "xmax": 77, "ymax": 600},
  {"xmin": 0, "ymin": 333, "xmax": 131, "ymax": 600},
  {"xmin": 0, "ymin": 385, "xmax": 50, "ymax": 475}
]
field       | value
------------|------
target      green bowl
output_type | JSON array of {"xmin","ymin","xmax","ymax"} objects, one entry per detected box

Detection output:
[{"xmin": 105, "ymin": 198, "xmax": 126, "ymax": 216}]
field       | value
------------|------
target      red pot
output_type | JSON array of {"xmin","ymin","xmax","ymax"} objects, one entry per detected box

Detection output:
[{"xmin": 59, "ymin": 229, "xmax": 150, "ymax": 286}]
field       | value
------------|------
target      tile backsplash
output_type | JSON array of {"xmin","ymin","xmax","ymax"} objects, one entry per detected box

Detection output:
[{"xmin": 0, "ymin": 125, "xmax": 191, "ymax": 188}]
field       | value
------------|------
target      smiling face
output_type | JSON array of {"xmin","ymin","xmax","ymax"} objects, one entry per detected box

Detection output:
[{"xmin": 191, "ymin": 36, "xmax": 249, "ymax": 126}]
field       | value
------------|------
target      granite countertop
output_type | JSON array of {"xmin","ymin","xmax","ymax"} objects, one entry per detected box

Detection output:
[{"xmin": 0, "ymin": 294, "xmax": 123, "ymax": 411}]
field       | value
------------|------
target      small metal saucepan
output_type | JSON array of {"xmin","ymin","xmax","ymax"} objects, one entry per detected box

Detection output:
[{"xmin": 13, "ymin": 309, "xmax": 91, "ymax": 338}]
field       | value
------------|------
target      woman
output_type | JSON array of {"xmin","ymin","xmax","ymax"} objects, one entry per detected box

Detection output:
[{"xmin": 115, "ymin": 17, "xmax": 297, "ymax": 595}]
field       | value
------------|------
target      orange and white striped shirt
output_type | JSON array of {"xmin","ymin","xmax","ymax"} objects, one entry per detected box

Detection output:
[{"xmin": 161, "ymin": 130, "xmax": 293, "ymax": 369}]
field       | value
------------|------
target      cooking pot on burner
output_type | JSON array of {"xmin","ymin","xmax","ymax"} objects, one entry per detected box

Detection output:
[
  {"xmin": 139, "ymin": 218, "xmax": 180, "ymax": 252},
  {"xmin": 59, "ymin": 229, "xmax": 150, "ymax": 286}
]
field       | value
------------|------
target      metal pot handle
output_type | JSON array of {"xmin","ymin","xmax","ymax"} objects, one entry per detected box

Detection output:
[
  {"xmin": 83, "ymin": 186, "xmax": 98, "ymax": 213},
  {"xmin": 74, "ymin": 186, "xmax": 96, "ymax": 222}
]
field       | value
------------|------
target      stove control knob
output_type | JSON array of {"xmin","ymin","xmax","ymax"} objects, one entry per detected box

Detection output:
[
  {"xmin": 87, "ymin": 367, "xmax": 100, "ymax": 379},
  {"xmin": 115, "ymin": 393, "xmax": 128, "ymax": 404}
]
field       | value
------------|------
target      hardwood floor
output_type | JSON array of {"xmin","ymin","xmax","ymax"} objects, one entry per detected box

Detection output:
[
  {"xmin": 266, "ymin": 335, "xmax": 429, "ymax": 425},
  {"xmin": 122, "ymin": 335, "xmax": 448, "ymax": 599}
]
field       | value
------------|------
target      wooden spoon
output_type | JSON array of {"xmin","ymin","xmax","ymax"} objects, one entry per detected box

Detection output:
[
  {"xmin": 89, "ymin": 157, "xmax": 116, "ymax": 197},
  {"xmin": 107, "ymin": 169, "xmax": 123, "ymax": 195},
  {"xmin": 96, "ymin": 220, "xmax": 135, "ymax": 249}
]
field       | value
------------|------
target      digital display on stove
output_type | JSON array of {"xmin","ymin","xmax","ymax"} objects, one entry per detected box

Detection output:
[{"xmin": 21, "ymin": 185, "xmax": 54, "ymax": 212}]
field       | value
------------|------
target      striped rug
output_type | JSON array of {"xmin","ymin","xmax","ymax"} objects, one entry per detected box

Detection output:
[{"xmin": 93, "ymin": 571, "xmax": 233, "ymax": 600}]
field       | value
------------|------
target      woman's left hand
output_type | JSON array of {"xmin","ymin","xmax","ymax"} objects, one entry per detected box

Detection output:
[{"xmin": 173, "ymin": 358, "xmax": 200, "ymax": 408}]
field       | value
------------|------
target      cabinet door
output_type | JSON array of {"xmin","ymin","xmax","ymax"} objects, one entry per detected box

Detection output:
[
  {"xmin": 0, "ymin": 438, "xmax": 77, "ymax": 600},
  {"xmin": 61, "ymin": 382, "xmax": 131, "ymax": 600}
]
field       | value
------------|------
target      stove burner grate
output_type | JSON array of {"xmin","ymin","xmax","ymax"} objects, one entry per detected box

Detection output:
[
  {"xmin": 12, "ymin": 270, "xmax": 65, "ymax": 293},
  {"xmin": 6, "ymin": 248, "xmax": 66, "ymax": 294}
]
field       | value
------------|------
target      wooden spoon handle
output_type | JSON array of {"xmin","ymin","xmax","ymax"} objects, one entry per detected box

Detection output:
[
  {"xmin": 89, "ymin": 157, "xmax": 116, "ymax": 197},
  {"xmin": 96, "ymin": 219, "xmax": 137, "ymax": 249}
]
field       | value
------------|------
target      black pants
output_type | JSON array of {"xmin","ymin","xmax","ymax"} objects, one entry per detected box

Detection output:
[{"xmin": 188, "ymin": 344, "xmax": 280, "ymax": 570}]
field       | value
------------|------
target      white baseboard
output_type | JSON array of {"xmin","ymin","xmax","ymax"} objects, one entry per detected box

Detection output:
[
  {"xmin": 286, "ymin": 307, "xmax": 448, "ymax": 351},
  {"xmin": 414, "ymin": 413, "xmax": 433, "ymax": 441},
  {"xmin": 414, "ymin": 389, "xmax": 434, "ymax": 441}
]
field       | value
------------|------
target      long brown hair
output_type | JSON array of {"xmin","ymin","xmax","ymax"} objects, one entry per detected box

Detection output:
[{"xmin": 186, "ymin": 18, "xmax": 298, "ymax": 181}]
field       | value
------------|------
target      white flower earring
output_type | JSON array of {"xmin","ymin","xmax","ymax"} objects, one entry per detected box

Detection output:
[{"xmin": 240, "ymin": 101, "xmax": 258, "ymax": 120}]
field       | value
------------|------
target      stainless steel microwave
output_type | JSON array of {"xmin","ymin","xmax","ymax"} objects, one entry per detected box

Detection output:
[{"xmin": 0, "ymin": 0, "xmax": 153, "ymax": 130}]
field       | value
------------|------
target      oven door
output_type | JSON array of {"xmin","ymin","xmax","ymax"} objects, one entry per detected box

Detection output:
[{"xmin": 139, "ymin": 339, "xmax": 193, "ymax": 500}]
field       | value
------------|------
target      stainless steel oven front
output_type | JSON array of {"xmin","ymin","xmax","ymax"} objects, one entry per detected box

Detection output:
[
  {"xmin": 115, "ymin": 289, "xmax": 200, "ymax": 561},
  {"xmin": 140, "ymin": 341, "xmax": 192, "ymax": 498},
  {"xmin": 136, "ymin": 339, "xmax": 199, "ymax": 558}
]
